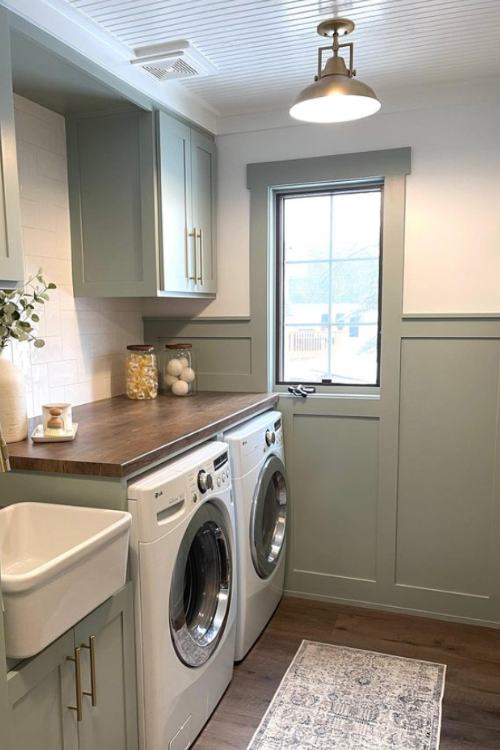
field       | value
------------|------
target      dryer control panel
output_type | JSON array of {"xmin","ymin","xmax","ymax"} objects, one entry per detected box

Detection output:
[{"xmin": 225, "ymin": 410, "xmax": 284, "ymax": 477}]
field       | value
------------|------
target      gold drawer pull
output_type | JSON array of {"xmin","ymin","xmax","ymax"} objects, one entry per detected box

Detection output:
[
  {"xmin": 196, "ymin": 228, "xmax": 203, "ymax": 284},
  {"xmin": 82, "ymin": 635, "xmax": 97, "ymax": 706},
  {"xmin": 187, "ymin": 229, "xmax": 197, "ymax": 281},
  {"xmin": 67, "ymin": 647, "xmax": 83, "ymax": 721}
]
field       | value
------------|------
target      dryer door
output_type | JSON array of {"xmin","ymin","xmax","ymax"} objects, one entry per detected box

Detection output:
[
  {"xmin": 170, "ymin": 502, "xmax": 232, "ymax": 668},
  {"xmin": 251, "ymin": 455, "xmax": 288, "ymax": 579}
]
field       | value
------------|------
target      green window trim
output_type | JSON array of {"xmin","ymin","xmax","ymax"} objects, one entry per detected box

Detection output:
[{"xmin": 246, "ymin": 147, "xmax": 411, "ymax": 394}]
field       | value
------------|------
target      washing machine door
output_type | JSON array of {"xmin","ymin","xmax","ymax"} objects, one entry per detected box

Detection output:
[
  {"xmin": 251, "ymin": 454, "xmax": 288, "ymax": 579},
  {"xmin": 170, "ymin": 502, "xmax": 232, "ymax": 668}
]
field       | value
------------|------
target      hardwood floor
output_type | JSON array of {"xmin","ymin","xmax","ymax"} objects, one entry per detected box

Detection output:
[{"xmin": 193, "ymin": 597, "xmax": 500, "ymax": 749}]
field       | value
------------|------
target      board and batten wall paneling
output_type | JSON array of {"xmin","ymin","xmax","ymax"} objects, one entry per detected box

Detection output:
[
  {"xmin": 144, "ymin": 318, "xmax": 263, "ymax": 391},
  {"xmin": 288, "ymin": 414, "xmax": 379, "ymax": 592},
  {"xmin": 146, "ymin": 145, "xmax": 500, "ymax": 627},
  {"xmin": 396, "ymin": 338, "xmax": 500, "ymax": 602}
]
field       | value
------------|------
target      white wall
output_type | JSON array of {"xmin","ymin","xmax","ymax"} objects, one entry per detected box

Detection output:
[
  {"xmin": 210, "ymin": 82, "xmax": 500, "ymax": 317},
  {"xmin": 5, "ymin": 95, "xmax": 144, "ymax": 418}
]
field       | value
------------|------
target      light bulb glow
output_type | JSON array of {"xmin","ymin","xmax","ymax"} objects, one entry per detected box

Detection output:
[{"xmin": 290, "ymin": 92, "xmax": 381, "ymax": 123}]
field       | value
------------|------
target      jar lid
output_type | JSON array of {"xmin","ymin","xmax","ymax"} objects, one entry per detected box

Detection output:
[
  {"xmin": 165, "ymin": 343, "xmax": 192, "ymax": 349},
  {"xmin": 127, "ymin": 344, "xmax": 155, "ymax": 353}
]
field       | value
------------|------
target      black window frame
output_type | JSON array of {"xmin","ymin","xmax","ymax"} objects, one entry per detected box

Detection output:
[{"xmin": 275, "ymin": 181, "xmax": 384, "ymax": 388}]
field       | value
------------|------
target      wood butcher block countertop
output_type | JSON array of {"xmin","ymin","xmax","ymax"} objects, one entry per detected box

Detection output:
[{"xmin": 7, "ymin": 392, "xmax": 278, "ymax": 478}]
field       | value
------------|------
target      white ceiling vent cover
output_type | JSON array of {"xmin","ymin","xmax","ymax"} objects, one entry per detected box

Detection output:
[{"xmin": 131, "ymin": 40, "xmax": 217, "ymax": 81}]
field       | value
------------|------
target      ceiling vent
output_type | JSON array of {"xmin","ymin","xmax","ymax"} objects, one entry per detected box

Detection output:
[{"xmin": 131, "ymin": 40, "xmax": 217, "ymax": 81}]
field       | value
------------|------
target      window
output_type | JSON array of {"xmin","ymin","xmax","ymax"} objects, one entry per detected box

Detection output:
[{"xmin": 276, "ymin": 183, "xmax": 383, "ymax": 386}]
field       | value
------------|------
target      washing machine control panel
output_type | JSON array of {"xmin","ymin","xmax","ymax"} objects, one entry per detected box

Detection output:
[
  {"xmin": 265, "ymin": 429, "xmax": 275, "ymax": 446},
  {"xmin": 188, "ymin": 450, "xmax": 231, "ymax": 502},
  {"xmin": 197, "ymin": 469, "xmax": 213, "ymax": 493}
]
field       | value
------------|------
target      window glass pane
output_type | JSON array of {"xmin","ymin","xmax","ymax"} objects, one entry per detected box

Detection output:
[
  {"xmin": 283, "ymin": 325, "xmax": 328, "ymax": 383},
  {"xmin": 331, "ymin": 324, "xmax": 379, "ymax": 384},
  {"xmin": 331, "ymin": 191, "xmax": 381, "ymax": 258},
  {"xmin": 284, "ymin": 262, "xmax": 330, "ymax": 325},
  {"xmin": 278, "ymin": 187, "xmax": 382, "ymax": 386},
  {"xmin": 283, "ymin": 195, "xmax": 331, "ymax": 261},
  {"xmin": 331, "ymin": 259, "xmax": 379, "ymax": 324}
]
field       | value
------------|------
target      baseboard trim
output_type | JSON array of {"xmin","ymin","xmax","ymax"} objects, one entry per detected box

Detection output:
[{"xmin": 283, "ymin": 588, "xmax": 500, "ymax": 630}]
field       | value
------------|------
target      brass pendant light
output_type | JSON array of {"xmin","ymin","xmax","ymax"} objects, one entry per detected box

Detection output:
[{"xmin": 290, "ymin": 18, "xmax": 381, "ymax": 123}]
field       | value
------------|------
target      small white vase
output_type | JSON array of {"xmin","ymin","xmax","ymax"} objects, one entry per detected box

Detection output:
[{"xmin": 0, "ymin": 348, "xmax": 28, "ymax": 443}]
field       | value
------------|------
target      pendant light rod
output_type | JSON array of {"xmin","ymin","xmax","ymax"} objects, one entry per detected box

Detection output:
[
  {"xmin": 316, "ymin": 18, "xmax": 356, "ymax": 80},
  {"xmin": 317, "ymin": 39, "xmax": 355, "ymax": 80}
]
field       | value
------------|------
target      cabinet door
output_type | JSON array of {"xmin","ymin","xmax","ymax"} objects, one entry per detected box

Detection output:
[
  {"xmin": 74, "ymin": 584, "xmax": 138, "ymax": 750},
  {"xmin": 191, "ymin": 129, "xmax": 217, "ymax": 295},
  {"xmin": 67, "ymin": 109, "xmax": 157, "ymax": 297},
  {"xmin": 0, "ymin": 10, "xmax": 24, "ymax": 289},
  {"xmin": 7, "ymin": 631, "xmax": 78, "ymax": 750},
  {"xmin": 157, "ymin": 111, "xmax": 195, "ymax": 296}
]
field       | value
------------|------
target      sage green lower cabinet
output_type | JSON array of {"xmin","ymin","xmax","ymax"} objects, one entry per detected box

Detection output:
[
  {"xmin": 8, "ymin": 631, "xmax": 78, "ymax": 750},
  {"xmin": 7, "ymin": 583, "xmax": 138, "ymax": 750},
  {"xmin": 0, "ymin": 9, "xmax": 24, "ymax": 289},
  {"xmin": 74, "ymin": 587, "xmax": 138, "ymax": 750}
]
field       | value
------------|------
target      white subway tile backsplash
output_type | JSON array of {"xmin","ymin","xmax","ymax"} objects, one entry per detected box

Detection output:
[
  {"xmin": 13, "ymin": 95, "xmax": 145, "ymax": 418},
  {"xmin": 36, "ymin": 147, "xmax": 68, "ymax": 183},
  {"xmin": 48, "ymin": 359, "xmax": 79, "ymax": 388},
  {"xmin": 15, "ymin": 109, "xmax": 66, "ymax": 157},
  {"xmin": 30, "ymin": 335, "xmax": 63, "ymax": 365},
  {"xmin": 24, "ymin": 255, "xmax": 72, "ymax": 286},
  {"xmin": 22, "ymin": 227, "xmax": 59, "ymax": 258}
]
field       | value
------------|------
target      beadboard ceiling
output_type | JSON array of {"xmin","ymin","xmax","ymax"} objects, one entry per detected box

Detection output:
[{"xmin": 65, "ymin": 0, "xmax": 500, "ymax": 116}]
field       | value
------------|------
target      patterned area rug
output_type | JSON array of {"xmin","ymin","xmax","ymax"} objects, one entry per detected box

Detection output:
[{"xmin": 247, "ymin": 640, "xmax": 446, "ymax": 749}]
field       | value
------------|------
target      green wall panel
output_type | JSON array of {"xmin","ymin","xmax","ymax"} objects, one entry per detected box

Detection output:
[
  {"xmin": 291, "ymin": 415, "xmax": 379, "ymax": 583},
  {"xmin": 396, "ymin": 338, "xmax": 500, "ymax": 598}
]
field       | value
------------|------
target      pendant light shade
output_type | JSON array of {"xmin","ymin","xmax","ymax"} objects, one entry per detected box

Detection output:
[{"xmin": 290, "ymin": 18, "xmax": 381, "ymax": 124}]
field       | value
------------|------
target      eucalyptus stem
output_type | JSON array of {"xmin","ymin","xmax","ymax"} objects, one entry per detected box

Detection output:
[{"xmin": 0, "ymin": 270, "xmax": 57, "ymax": 351}]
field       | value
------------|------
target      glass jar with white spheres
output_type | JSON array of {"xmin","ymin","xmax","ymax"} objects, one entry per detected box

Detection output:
[{"xmin": 164, "ymin": 343, "xmax": 196, "ymax": 396}]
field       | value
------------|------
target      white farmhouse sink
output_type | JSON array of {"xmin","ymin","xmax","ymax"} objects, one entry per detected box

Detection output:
[{"xmin": 0, "ymin": 502, "xmax": 131, "ymax": 659}]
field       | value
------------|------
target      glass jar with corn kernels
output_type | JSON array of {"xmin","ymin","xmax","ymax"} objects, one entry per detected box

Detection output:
[
  {"xmin": 164, "ymin": 343, "xmax": 196, "ymax": 396},
  {"xmin": 126, "ymin": 345, "xmax": 158, "ymax": 400}
]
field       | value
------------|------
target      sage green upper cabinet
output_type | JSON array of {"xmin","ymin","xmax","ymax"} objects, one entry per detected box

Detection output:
[
  {"xmin": 157, "ymin": 112, "xmax": 217, "ymax": 296},
  {"xmin": 157, "ymin": 112, "xmax": 193, "ymax": 295},
  {"xmin": 0, "ymin": 10, "xmax": 24, "ymax": 289},
  {"xmin": 67, "ymin": 109, "xmax": 158, "ymax": 297},
  {"xmin": 191, "ymin": 128, "xmax": 217, "ymax": 295},
  {"xmin": 67, "ymin": 107, "xmax": 217, "ymax": 298}
]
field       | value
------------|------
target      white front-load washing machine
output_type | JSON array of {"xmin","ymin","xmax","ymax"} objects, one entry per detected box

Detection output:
[
  {"xmin": 225, "ymin": 410, "xmax": 288, "ymax": 661},
  {"xmin": 128, "ymin": 441, "xmax": 236, "ymax": 750}
]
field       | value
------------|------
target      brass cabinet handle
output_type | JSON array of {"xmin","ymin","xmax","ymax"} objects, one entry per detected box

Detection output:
[
  {"xmin": 187, "ymin": 229, "xmax": 197, "ymax": 281},
  {"xmin": 82, "ymin": 635, "xmax": 97, "ymax": 707},
  {"xmin": 67, "ymin": 647, "xmax": 83, "ymax": 721},
  {"xmin": 196, "ymin": 228, "xmax": 203, "ymax": 285}
]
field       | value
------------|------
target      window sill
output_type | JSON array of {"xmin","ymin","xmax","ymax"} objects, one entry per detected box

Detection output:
[{"xmin": 274, "ymin": 387, "xmax": 380, "ymax": 400}]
